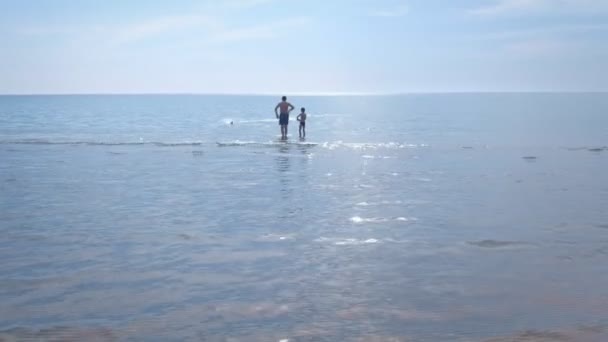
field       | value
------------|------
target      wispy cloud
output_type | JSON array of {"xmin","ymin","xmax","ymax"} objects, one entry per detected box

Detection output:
[
  {"xmin": 15, "ymin": 26, "xmax": 77, "ymax": 36},
  {"xmin": 369, "ymin": 5, "xmax": 409, "ymax": 17},
  {"xmin": 13, "ymin": 6, "xmax": 306, "ymax": 46},
  {"xmin": 210, "ymin": 16, "xmax": 311, "ymax": 43},
  {"xmin": 472, "ymin": 23, "xmax": 608, "ymax": 41},
  {"xmin": 470, "ymin": 0, "xmax": 543, "ymax": 16},
  {"xmin": 223, "ymin": 0, "xmax": 275, "ymax": 9},
  {"xmin": 470, "ymin": 0, "xmax": 608, "ymax": 16},
  {"xmin": 503, "ymin": 38, "xmax": 574, "ymax": 57},
  {"xmin": 110, "ymin": 14, "xmax": 310, "ymax": 45},
  {"xmin": 114, "ymin": 15, "xmax": 216, "ymax": 43}
]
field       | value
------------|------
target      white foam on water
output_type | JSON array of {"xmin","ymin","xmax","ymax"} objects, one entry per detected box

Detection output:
[
  {"xmin": 362, "ymin": 155, "xmax": 395, "ymax": 159},
  {"xmin": 216, "ymin": 140, "xmax": 257, "ymax": 146},
  {"xmin": 320, "ymin": 141, "xmax": 428, "ymax": 151},
  {"xmin": 1, "ymin": 139, "xmax": 207, "ymax": 146},
  {"xmin": 238, "ymin": 118, "xmax": 278, "ymax": 124},
  {"xmin": 334, "ymin": 238, "xmax": 380, "ymax": 246},
  {"xmin": 355, "ymin": 200, "xmax": 404, "ymax": 207},
  {"xmin": 350, "ymin": 216, "xmax": 364, "ymax": 223},
  {"xmin": 311, "ymin": 113, "xmax": 346, "ymax": 117},
  {"xmin": 350, "ymin": 216, "xmax": 388, "ymax": 223},
  {"xmin": 396, "ymin": 217, "xmax": 418, "ymax": 222},
  {"xmin": 259, "ymin": 234, "xmax": 294, "ymax": 242},
  {"xmin": 315, "ymin": 237, "xmax": 381, "ymax": 246},
  {"xmin": 350, "ymin": 216, "xmax": 417, "ymax": 223},
  {"xmin": 217, "ymin": 140, "xmax": 319, "ymax": 147}
]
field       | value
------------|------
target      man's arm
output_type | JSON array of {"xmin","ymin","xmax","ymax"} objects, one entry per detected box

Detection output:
[
  {"xmin": 288, "ymin": 103, "xmax": 295, "ymax": 112},
  {"xmin": 274, "ymin": 104, "xmax": 280, "ymax": 118}
]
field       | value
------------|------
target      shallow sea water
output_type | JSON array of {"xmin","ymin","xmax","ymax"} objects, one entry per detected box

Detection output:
[{"xmin": 1, "ymin": 94, "xmax": 608, "ymax": 341}]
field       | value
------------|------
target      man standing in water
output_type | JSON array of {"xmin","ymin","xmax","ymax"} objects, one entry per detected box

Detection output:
[{"xmin": 274, "ymin": 96, "xmax": 294, "ymax": 140}]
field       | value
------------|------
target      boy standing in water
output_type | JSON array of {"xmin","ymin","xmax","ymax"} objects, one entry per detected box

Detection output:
[
  {"xmin": 274, "ymin": 96, "xmax": 294, "ymax": 140},
  {"xmin": 296, "ymin": 107, "xmax": 307, "ymax": 139}
]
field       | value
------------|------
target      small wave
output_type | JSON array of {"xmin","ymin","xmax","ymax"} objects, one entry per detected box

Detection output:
[
  {"xmin": 0, "ymin": 139, "xmax": 203, "ymax": 146},
  {"xmin": 356, "ymin": 200, "xmax": 428, "ymax": 207},
  {"xmin": 216, "ymin": 140, "xmax": 257, "ymax": 146},
  {"xmin": 467, "ymin": 240, "xmax": 533, "ymax": 248},
  {"xmin": 258, "ymin": 234, "xmax": 294, "ymax": 242},
  {"xmin": 355, "ymin": 201, "xmax": 391, "ymax": 207},
  {"xmin": 315, "ymin": 237, "xmax": 381, "ymax": 246},
  {"xmin": 362, "ymin": 155, "xmax": 396, "ymax": 160},
  {"xmin": 2, "ymin": 139, "xmax": 423, "ymax": 150},
  {"xmin": 154, "ymin": 142, "xmax": 203, "ymax": 146},
  {"xmin": 237, "ymin": 118, "xmax": 279, "ymax": 124},
  {"xmin": 335, "ymin": 238, "xmax": 380, "ymax": 245},
  {"xmin": 351, "ymin": 216, "xmax": 386, "ymax": 223},
  {"xmin": 565, "ymin": 146, "xmax": 607, "ymax": 152},
  {"xmin": 357, "ymin": 184, "xmax": 374, "ymax": 189},
  {"xmin": 350, "ymin": 216, "xmax": 416, "ymax": 223},
  {"xmin": 321, "ymin": 141, "xmax": 427, "ymax": 150},
  {"xmin": 216, "ymin": 140, "xmax": 319, "ymax": 147}
]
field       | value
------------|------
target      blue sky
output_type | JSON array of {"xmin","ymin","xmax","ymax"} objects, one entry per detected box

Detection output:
[{"xmin": 1, "ymin": 0, "xmax": 607, "ymax": 94}]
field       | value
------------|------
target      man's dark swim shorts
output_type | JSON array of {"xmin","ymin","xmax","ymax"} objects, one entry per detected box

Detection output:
[{"xmin": 279, "ymin": 113, "xmax": 289, "ymax": 125}]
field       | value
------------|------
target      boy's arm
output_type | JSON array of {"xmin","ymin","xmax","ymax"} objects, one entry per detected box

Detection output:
[{"xmin": 296, "ymin": 114, "xmax": 302, "ymax": 121}]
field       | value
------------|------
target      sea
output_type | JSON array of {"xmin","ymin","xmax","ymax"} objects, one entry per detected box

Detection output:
[{"xmin": 1, "ymin": 93, "xmax": 608, "ymax": 341}]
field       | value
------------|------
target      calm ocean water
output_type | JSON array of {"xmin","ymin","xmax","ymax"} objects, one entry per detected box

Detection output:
[{"xmin": 1, "ymin": 94, "xmax": 608, "ymax": 341}]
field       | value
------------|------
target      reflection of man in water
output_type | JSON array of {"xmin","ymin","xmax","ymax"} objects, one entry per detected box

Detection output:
[{"xmin": 274, "ymin": 96, "xmax": 294, "ymax": 140}]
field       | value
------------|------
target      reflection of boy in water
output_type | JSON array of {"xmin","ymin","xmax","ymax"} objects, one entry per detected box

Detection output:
[
  {"xmin": 274, "ymin": 96, "xmax": 294, "ymax": 140},
  {"xmin": 296, "ymin": 107, "xmax": 307, "ymax": 139}
]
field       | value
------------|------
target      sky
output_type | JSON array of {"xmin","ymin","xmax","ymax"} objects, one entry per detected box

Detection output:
[{"xmin": 1, "ymin": 0, "xmax": 607, "ymax": 94}]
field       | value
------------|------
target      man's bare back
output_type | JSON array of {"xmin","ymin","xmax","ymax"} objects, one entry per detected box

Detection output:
[{"xmin": 275, "ymin": 101, "xmax": 294, "ymax": 115}]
